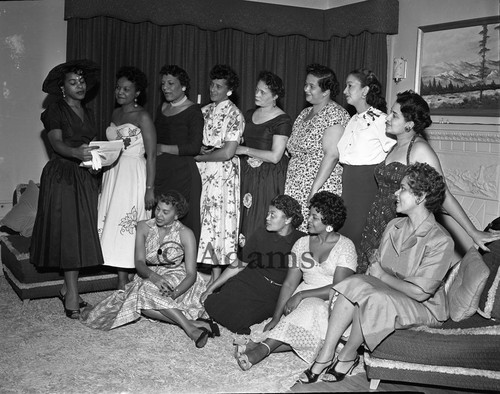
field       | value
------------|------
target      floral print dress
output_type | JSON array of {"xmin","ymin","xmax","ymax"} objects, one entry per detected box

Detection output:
[
  {"xmin": 285, "ymin": 102, "xmax": 350, "ymax": 231},
  {"xmin": 98, "ymin": 123, "xmax": 150, "ymax": 269},
  {"xmin": 196, "ymin": 100, "xmax": 245, "ymax": 264}
]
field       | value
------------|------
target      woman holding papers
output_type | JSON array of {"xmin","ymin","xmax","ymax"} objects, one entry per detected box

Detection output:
[
  {"xmin": 97, "ymin": 66, "xmax": 157, "ymax": 289},
  {"xmin": 30, "ymin": 59, "xmax": 104, "ymax": 319}
]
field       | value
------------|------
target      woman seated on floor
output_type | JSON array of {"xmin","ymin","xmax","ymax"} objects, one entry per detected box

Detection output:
[
  {"xmin": 202, "ymin": 195, "xmax": 306, "ymax": 334},
  {"xmin": 298, "ymin": 162, "xmax": 454, "ymax": 384},
  {"xmin": 81, "ymin": 191, "xmax": 217, "ymax": 348},
  {"xmin": 235, "ymin": 191, "xmax": 357, "ymax": 370}
]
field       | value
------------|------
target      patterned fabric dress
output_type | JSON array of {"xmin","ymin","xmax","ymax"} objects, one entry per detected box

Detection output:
[
  {"xmin": 266, "ymin": 235, "xmax": 357, "ymax": 363},
  {"xmin": 238, "ymin": 110, "xmax": 293, "ymax": 247},
  {"xmin": 80, "ymin": 219, "xmax": 206, "ymax": 330},
  {"xmin": 196, "ymin": 100, "xmax": 244, "ymax": 264},
  {"xmin": 98, "ymin": 123, "xmax": 150, "ymax": 269},
  {"xmin": 285, "ymin": 102, "xmax": 350, "ymax": 231},
  {"xmin": 357, "ymin": 136, "xmax": 417, "ymax": 273}
]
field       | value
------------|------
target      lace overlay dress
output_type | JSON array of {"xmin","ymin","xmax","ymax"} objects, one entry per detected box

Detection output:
[
  {"xmin": 81, "ymin": 219, "xmax": 206, "ymax": 330},
  {"xmin": 357, "ymin": 136, "xmax": 416, "ymax": 273},
  {"xmin": 98, "ymin": 123, "xmax": 150, "ymax": 269},
  {"xmin": 266, "ymin": 235, "xmax": 357, "ymax": 363},
  {"xmin": 285, "ymin": 103, "xmax": 350, "ymax": 231}
]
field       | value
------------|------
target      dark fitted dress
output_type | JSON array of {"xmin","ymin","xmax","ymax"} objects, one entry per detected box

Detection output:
[
  {"xmin": 357, "ymin": 135, "xmax": 417, "ymax": 273},
  {"xmin": 154, "ymin": 104, "xmax": 204, "ymax": 244},
  {"xmin": 30, "ymin": 100, "xmax": 104, "ymax": 270},
  {"xmin": 204, "ymin": 227, "xmax": 305, "ymax": 334},
  {"xmin": 238, "ymin": 110, "xmax": 292, "ymax": 246}
]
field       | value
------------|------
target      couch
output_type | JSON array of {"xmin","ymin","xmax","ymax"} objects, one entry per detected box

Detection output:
[
  {"xmin": 365, "ymin": 240, "xmax": 500, "ymax": 391},
  {"xmin": 0, "ymin": 182, "xmax": 117, "ymax": 304}
]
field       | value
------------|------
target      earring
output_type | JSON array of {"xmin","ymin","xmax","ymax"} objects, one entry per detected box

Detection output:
[
  {"xmin": 227, "ymin": 91, "xmax": 232, "ymax": 97},
  {"xmin": 272, "ymin": 100, "xmax": 277, "ymax": 108},
  {"xmin": 134, "ymin": 98, "xmax": 138, "ymax": 108},
  {"xmin": 326, "ymin": 225, "xmax": 333, "ymax": 233},
  {"xmin": 405, "ymin": 125, "xmax": 412, "ymax": 132},
  {"xmin": 181, "ymin": 87, "xmax": 186, "ymax": 92},
  {"xmin": 61, "ymin": 87, "xmax": 66, "ymax": 98}
]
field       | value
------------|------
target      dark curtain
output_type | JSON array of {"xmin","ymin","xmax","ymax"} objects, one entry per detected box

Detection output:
[{"xmin": 67, "ymin": 17, "xmax": 388, "ymax": 138}]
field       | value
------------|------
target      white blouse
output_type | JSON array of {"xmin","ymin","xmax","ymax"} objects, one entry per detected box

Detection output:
[{"xmin": 337, "ymin": 107, "xmax": 395, "ymax": 165}]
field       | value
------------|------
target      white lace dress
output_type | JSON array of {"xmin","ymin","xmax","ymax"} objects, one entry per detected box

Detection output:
[
  {"xmin": 98, "ymin": 123, "xmax": 151, "ymax": 268},
  {"xmin": 266, "ymin": 235, "xmax": 357, "ymax": 363}
]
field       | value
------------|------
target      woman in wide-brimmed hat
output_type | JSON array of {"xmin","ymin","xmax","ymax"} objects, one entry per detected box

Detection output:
[{"xmin": 30, "ymin": 59, "xmax": 104, "ymax": 319}]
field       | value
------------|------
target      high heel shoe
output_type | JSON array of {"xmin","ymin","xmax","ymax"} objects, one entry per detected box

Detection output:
[
  {"xmin": 297, "ymin": 358, "xmax": 334, "ymax": 384},
  {"xmin": 196, "ymin": 317, "xmax": 220, "ymax": 338},
  {"xmin": 58, "ymin": 291, "xmax": 88, "ymax": 309},
  {"xmin": 322, "ymin": 355, "xmax": 360, "ymax": 382}
]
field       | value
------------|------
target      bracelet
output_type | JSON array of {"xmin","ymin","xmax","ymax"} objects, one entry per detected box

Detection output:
[{"xmin": 146, "ymin": 185, "xmax": 153, "ymax": 189}]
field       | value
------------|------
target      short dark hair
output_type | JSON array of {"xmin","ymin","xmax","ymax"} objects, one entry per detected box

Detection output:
[
  {"xmin": 156, "ymin": 190, "xmax": 189, "ymax": 219},
  {"xmin": 209, "ymin": 64, "xmax": 239, "ymax": 91},
  {"xmin": 306, "ymin": 63, "xmax": 340, "ymax": 99},
  {"xmin": 348, "ymin": 68, "xmax": 387, "ymax": 113},
  {"xmin": 159, "ymin": 64, "xmax": 191, "ymax": 95},
  {"xmin": 396, "ymin": 90, "xmax": 432, "ymax": 134},
  {"xmin": 270, "ymin": 195, "xmax": 303, "ymax": 229},
  {"xmin": 309, "ymin": 191, "xmax": 346, "ymax": 231},
  {"xmin": 405, "ymin": 162, "xmax": 446, "ymax": 212},
  {"xmin": 116, "ymin": 66, "xmax": 148, "ymax": 105},
  {"xmin": 257, "ymin": 70, "xmax": 285, "ymax": 98}
]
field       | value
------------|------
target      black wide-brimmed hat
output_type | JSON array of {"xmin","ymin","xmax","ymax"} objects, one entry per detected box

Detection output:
[{"xmin": 42, "ymin": 59, "xmax": 100, "ymax": 96}]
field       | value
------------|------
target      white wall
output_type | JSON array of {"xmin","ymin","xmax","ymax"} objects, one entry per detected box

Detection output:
[
  {"xmin": 0, "ymin": 0, "xmax": 66, "ymax": 216},
  {"xmin": 386, "ymin": 0, "xmax": 500, "ymax": 121}
]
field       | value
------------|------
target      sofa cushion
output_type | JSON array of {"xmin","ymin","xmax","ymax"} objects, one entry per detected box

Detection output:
[
  {"xmin": 447, "ymin": 246, "xmax": 489, "ymax": 322},
  {"xmin": 0, "ymin": 181, "xmax": 39, "ymax": 237},
  {"xmin": 478, "ymin": 240, "xmax": 500, "ymax": 320}
]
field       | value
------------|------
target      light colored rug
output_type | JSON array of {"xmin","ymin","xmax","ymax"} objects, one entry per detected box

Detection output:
[{"xmin": 0, "ymin": 277, "xmax": 310, "ymax": 393}]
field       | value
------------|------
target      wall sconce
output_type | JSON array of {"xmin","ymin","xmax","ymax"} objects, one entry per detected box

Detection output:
[{"xmin": 393, "ymin": 57, "xmax": 407, "ymax": 83}]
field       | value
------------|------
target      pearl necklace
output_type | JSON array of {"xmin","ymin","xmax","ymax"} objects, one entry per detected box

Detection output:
[{"xmin": 170, "ymin": 95, "xmax": 187, "ymax": 107}]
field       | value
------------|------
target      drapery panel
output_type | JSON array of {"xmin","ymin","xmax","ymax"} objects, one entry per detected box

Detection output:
[{"xmin": 67, "ymin": 17, "xmax": 388, "ymax": 137}]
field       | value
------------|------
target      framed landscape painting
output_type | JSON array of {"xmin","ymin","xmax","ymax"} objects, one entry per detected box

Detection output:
[{"xmin": 415, "ymin": 16, "xmax": 500, "ymax": 117}]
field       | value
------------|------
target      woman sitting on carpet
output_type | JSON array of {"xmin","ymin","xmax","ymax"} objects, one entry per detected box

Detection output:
[
  {"xmin": 81, "ymin": 191, "xmax": 216, "ymax": 348},
  {"xmin": 235, "ymin": 191, "xmax": 357, "ymax": 370},
  {"xmin": 202, "ymin": 194, "xmax": 306, "ymax": 334},
  {"xmin": 298, "ymin": 162, "xmax": 454, "ymax": 384}
]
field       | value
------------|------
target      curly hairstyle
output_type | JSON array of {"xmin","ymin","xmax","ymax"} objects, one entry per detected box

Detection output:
[
  {"xmin": 270, "ymin": 195, "xmax": 304, "ymax": 229},
  {"xmin": 309, "ymin": 191, "xmax": 346, "ymax": 231},
  {"xmin": 396, "ymin": 90, "xmax": 433, "ymax": 134},
  {"xmin": 209, "ymin": 64, "xmax": 239, "ymax": 91},
  {"xmin": 156, "ymin": 190, "xmax": 189, "ymax": 219},
  {"xmin": 404, "ymin": 162, "xmax": 446, "ymax": 213},
  {"xmin": 116, "ymin": 66, "xmax": 148, "ymax": 106},
  {"xmin": 159, "ymin": 64, "xmax": 191, "ymax": 95},
  {"xmin": 257, "ymin": 70, "xmax": 285, "ymax": 98},
  {"xmin": 348, "ymin": 68, "xmax": 387, "ymax": 113},
  {"xmin": 306, "ymin": 63, "xmax": 340, "ymax": 99}
]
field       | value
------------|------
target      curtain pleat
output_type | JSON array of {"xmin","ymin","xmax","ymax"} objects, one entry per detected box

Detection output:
[{"xmin": 67, "ymin": 17, "xmax": 387, "ymax": 136}]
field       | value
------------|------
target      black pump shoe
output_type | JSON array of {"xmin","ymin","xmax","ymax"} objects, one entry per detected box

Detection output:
[
  {"xmin": 197, "ymin": 317, "xmax": 220, "ymax": 338},
  {"xmin": 58, "ymin": 291, "xmax": 88, "ymax": 309},
  {"xmin": 297, "ymin": 359, "xmax": 334, "ymax": 384},
  {"xmin": 322, "ymin": 355, "xmax": 360, "ymax": 382}
]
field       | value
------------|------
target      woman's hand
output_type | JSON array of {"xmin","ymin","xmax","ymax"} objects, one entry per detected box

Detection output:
[
  {"xmin": 156, "ymin": 144, "xmax": 164, "ymax": 156},
  {"xmin": 367, "ymin": 260, "xmax": 385, "ymax": 280},
  {"xmin": 144, "ymin": 188, "xmax": 155, "ymax": 210},
  {"xmin": 264, "ymin": 318, "xmax": 280, "ymax": 332},
  {"xmin": 73, "ymin": 144, "xmax": 99, "ymax": 162},
  {"xmin": 283, "ymin": 292, "xmax": 303, "ymax": 315},
  {"xmin": 200, "ymin": 287, "xmax": 213, "ymax": 304},
  {"xmin": 471, "ymin": 228, "xmax": 500, "ymax": 252}
]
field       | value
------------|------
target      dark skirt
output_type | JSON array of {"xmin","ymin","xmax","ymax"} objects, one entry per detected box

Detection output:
[
  {"xmin": 238, "ymin": 157, "xmax": 288, "ymax": 245},
  {"xmin": 154, "ymin": 153, "xmax": 201, "ymax": 245},
  {"xmin": 204, "ymin": 267, "xmax": 281, "ymax": 334},
  {"xmin": 30, "ymin": 157, "xmax": 104, "ymax": 270},
  {"xmin": 339, "ymin": 164, "xmax": 379, "ymax": 251}
]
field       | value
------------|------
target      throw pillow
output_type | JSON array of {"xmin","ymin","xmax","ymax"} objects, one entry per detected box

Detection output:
[
  {"xmin": 0, "ymin": 181, "xmax": 39, "ymax": 237},
  {"xmin": 447, "ymin": 246, "xmax": 490, "ymax": 322},
  {"xmin": 478, "ymin": 240, "xmax": 500, "ymax": 320}
]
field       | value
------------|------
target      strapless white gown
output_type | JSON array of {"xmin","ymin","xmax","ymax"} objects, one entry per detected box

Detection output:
[{"xmin": 98, "ymin": 123, "xmax": 151, "ymax": 269}]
